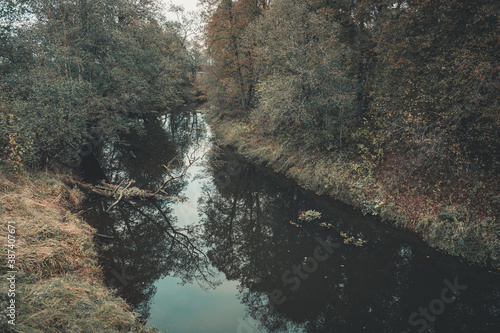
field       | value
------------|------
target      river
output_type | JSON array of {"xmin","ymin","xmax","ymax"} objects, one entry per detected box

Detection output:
[{"xmin": 82, "ymin": 110, "xmax": 500, "ymax": 333}]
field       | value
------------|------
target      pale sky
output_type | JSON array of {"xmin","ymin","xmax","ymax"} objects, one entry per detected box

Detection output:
[
  {"xmin": 161, "ymin": 0, "xmax": 203, "ymax": 41},
  {"xmin": 162, "ymin": 0, "xmax": 200, "ymax": 14},
  {"xmin": 161, "ymin": 0, "xmax": 201, "ymax": 30},
  {"xmin": 173, "ymin": 0, "xmax": 199, "ymax": 12}
]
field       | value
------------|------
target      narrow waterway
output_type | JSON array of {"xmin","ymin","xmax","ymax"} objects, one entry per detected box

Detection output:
[{"xmin": 83, "ymin": 111, "xmax": 500, "ymax": 333}]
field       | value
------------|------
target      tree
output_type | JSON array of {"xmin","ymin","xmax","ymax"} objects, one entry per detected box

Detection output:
[
  {"xmin": 200, "ymin": 0, "xmax": 265, "ymax": 111},
  {"xmin": 247, "ymin": 0, "xmax": 358, "ymax": 150},
  {"xmin": 0, "ymin": 0, "xmax": 193, "ymax": 168},
  {"xmin": 372, "ymin": 0, "xmax": 499, "ymax": 174}
]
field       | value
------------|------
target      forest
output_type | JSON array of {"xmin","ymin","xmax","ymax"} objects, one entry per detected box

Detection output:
[
  {"xmin": 201, "ymin": 0, "xmax": 498, "ymax": 172},
  {"xmin": 0, "ymin": 1, "xmax": 196, "ymax": 331},
  {"xmin": 199, "ymin": 0, "xmax": 499, "ymax": 266},
  {"xmin": 1, "ymin": 0, "xmax": 196, "ymax": 169},
  {"xmin": 0, "ymin": 0, "xmax": 499, "ymax": 332}
]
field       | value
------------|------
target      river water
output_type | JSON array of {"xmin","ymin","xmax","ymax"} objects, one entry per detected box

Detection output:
[{"xmin": 83, "ymin": 111, "xmax": 500, "ymax": 333}]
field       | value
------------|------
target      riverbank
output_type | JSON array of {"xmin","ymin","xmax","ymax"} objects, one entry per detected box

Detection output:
[
  {"xmin": 207, "ymin": 114, "xmax": 500, "ymax": 269},
  {"xmin": 0, "ymin": 168, "xmax": 156, "ymax": 332}
]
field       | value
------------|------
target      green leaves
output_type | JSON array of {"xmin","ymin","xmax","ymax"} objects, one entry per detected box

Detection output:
[{"xmin": 1, "ymin": 0, "xmax": 193, "ymax": 167}]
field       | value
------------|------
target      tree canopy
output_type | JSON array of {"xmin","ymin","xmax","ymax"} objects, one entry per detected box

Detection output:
[
  {"xmin": 0, "ymin": 0, "xmax": 195, "ymax": 168},
  {"xmin": 200, "ymin": 0, "xmax": 499, "ymax": 175}
]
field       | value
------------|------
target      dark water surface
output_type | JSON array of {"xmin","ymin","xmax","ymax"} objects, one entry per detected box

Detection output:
[{"xmin": 83, "ymin": 111, "xmax": 500, "ymax": 333}]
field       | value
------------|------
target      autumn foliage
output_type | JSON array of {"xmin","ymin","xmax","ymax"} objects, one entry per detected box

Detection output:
[
  {"xmin": 201, "ymin": 0, "xmax": 499, "ymax": 264},
  {"xmin": 201, "ymin": 0, "xmax": 499, "ymax": 176}
]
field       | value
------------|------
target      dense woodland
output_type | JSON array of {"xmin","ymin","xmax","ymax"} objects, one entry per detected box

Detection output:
[
  {"xmin": 199, "ymin": 0, "xmax": 499, "ymax": 265},
  {"xmin": 200, "ymin": 0, "xmax": 499, "ymax": 176},
  {"xmin": 1, "ymin": 0, "xmax": 498, "ymax": 198},
  {"xmin": 0, "ymin": 0, "xmax": 196, "ymax": 169},
  {"xmin": 0, "ymin": 2, "xmax": 499, "ymax": 331},
  {"xmin": 0, "ymin": 0, "xmax": 498, "ymax": 265}
]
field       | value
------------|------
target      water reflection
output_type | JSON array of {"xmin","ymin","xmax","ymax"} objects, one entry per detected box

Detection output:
[
  {"xmin": 84, "ymin": 112, "xmax": 218, "ymax": 320},
  {"xmin": 84, "ymin": 111, "xmax": 500, "ymax": 332},
  {"xmin": 200, "ymin": 149, "xmax": 500, "ymax": 333}
]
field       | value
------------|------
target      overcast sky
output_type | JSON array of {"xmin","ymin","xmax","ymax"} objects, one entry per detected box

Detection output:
[
  {"xmin": 161, "ymin": 0, "xmax": 201, "ymax": 29},
  {"xmin": 160, "ymin": 0, "xmax": 203, "ymax": 41},
  {"xmin": 162, "ymin": 0, "xmax": 200, "ymax": 14}
]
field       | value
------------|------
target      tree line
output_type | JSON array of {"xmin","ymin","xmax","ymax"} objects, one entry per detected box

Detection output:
[
  {"xmin": 200, "ymin": 0, "xmax": 499, "ymax": 178},
  {"xmin": 0, "ymin": 0, "xmax": 196, "ymax": 169}
]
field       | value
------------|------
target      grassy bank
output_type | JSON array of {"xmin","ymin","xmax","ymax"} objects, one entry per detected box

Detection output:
[
  {"xmin": 207, "ymin": 115, "xmax": 500, "ymax": 269},
  {"xmin": 0, "ymin": 168, "xmax": 156, "ymax": 332}
]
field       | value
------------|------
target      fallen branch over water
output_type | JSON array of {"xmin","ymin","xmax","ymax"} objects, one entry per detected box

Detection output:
[
  {"xmin": 60, "ymin": 177, "xmax": 184, "ymax": 211},
  {"xmin": 60, "ymin": 147, "xmax": 206, "ymax": 211}
]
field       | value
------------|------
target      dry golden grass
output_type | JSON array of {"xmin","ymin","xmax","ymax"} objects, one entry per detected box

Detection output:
[
  {"xmin": 0, "ymin": 168, "xmax": 157, "ymax": 332},
  {"xmin": 0, "ymin": 171, "xmax": 99, "ymax": 280},
  {"xmin": 13, "ymin": 276, "xmax": 154, "ymax": 333}
]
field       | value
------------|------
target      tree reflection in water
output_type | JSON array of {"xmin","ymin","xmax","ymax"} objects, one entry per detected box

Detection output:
[
  {"xmin": 84, "ymin": 111, "xmax": 219, "ymax": 320},
  {"xmin": 84, "ymin": 111, "xmax": 499, "ymax": 332},
  {"xmin": 199, "ymin": 149, "xmax": 500, "ymax": 333}
]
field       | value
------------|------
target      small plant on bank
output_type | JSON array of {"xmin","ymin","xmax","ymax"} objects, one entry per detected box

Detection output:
[
  {"xmin": 363, "ymin": 199, "xmax": 385, "ymax": 216},
  {"xmin": 438, "ymin": 205, "xmax": 469, "ymax": 222}
]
